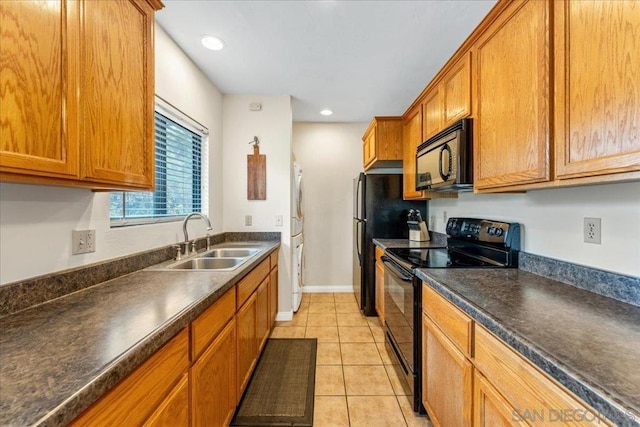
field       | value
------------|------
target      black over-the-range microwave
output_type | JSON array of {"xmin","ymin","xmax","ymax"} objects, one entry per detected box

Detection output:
[{"xmin": 415, "ymin": 118, "xmax": 473, "ymax": 192}]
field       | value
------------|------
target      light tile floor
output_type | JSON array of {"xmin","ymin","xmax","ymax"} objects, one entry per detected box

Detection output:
[{"xmin": 271, "ymin": 292, "xmax": 433, "ymax": 427}]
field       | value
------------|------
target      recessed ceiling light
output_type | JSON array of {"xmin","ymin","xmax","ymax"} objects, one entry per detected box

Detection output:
[
  {"xmin": 201, "ymin": 35, "xmax": 224, "ymax": 51},
  {"xmin": 320, "ymin": 109, "xmax": 333, "ymax": 116}
]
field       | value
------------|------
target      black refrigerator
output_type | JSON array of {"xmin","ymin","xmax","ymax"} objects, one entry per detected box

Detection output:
[{"xmin": 352, "ymin": 172, "xmax": 426, "ymax": 316}]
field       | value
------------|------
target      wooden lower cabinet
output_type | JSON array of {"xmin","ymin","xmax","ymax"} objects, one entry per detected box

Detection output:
[
  {"xmin": 256, "ymin": 277, "xmax": 270, "ymax": 352},
  {"xmin": 474, "ymin": 325, "xmax": 610, "ymax": 427},
  {"xmin": 474, "ymin": 371, "xmax": 520, "ymax": 427},
  {"xmin": 421, "ymin": 315, "xmax": 473, "ymax": 427},
  {"xmin": 145, "ymin": 374, "xmax": 189, "ymax": 427},
  {"xmin": 421, "ymin": 283, "xmax": 612, "ymax": 427},
  {"xmin": 191, "ymin": 318, "xmax": 238, "ymax": 427},
  {"xmin": 71, "ymin": 249, "xmax": 281, "ymax": 427},
  {"xmin": 269, "ymin": 265, "xmax": 278, "ymax": 326},
  {"xmin": 375, "ymin": 247, "xmax": 385, "ymax": 322},
  {"xmin": 71, "ymin": 328, "xmax": 189, "ymax": 426},
  {"xmin": 237, "ymin": 292, "xmax": 258, "ymax": 396}
]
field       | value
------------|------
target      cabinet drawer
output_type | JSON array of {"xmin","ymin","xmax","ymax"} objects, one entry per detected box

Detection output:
[
  {"xmin": 270, "ymin": 250, "xmax": 279, "ymax": 270},
  {"xmin": 237, "ymin": 258, "xmax": 270, "ymax": 307},
  {"xmin": 422, "ymin": 284, "xmax": 473, "ymax": 356},
  {"xmin": 475, "ymin": 325, "xmax": 611, "ymax": 426},
  {"xmin": 192, "ymin": 286, "xmax": 236, "ymax": 359},
  {"xmin": 71, "ymin": 328, "xmax": 189, "ymax": 426}
]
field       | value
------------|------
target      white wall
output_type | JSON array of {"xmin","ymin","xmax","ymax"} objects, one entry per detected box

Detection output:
[
  {"xmin": 0, "ymin": 25, "xmax": 224, "ymax": 285},
  {"xmin": 221, "ymin": 95, "xmax": 293, "ymax": 312},
  {"xmin": 428, "ymin": 182, "xmax": 640, "ymax": 277},
  {"xmin": 292, "ymin": 122, "xmax": 367, "ymax": 289}
]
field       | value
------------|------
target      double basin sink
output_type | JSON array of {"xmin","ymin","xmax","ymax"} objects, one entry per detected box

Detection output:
[{"xmin": 162, "ymin": 247, "xmax": 260, "ymax": 271}]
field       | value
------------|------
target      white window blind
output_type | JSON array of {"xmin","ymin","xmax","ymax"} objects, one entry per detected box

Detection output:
[{"xmin": 110, "ymin": 100, "xmax": 208, "ymax": 226}]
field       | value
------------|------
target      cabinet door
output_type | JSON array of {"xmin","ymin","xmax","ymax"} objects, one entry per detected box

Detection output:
[
  {"xmin": 474, "ymin": 371, "xmax": 523, "ymax": 427},
  {"xmin": 192, "ymin": 319, "xmax": 238, "ymax": 427},
  {"xmin": 144, "ymin": 375, "xmax": 189, "ymax": 427},
  {"xmin": 422, "ymin": 88, "xmax": 442, "ymax": 140},
  {"xmin": 237, "ymin": 292, "xmax": 258, "ymax": 396},
  {"xmin": 80, "ymin": 0, "xmax": 155, "ymax": 189},
  {"xmin": 474, "ymin": 0, "xmax": 551, "ymax": 190},
  {"xmin": 363, "ymin": 131, "xmax": 376, "ymax": 168},
  {"xmin": 554, "ymin": 0, "xmax": 640, "ymax": 179},
  {"xmin": 403, "ymin": 106, "xmax": 425, "ymax": 199},
  {"xmin": 375, "ymin": 260, "xmax": 385, "ymax": 323},
  {"xmin": 422, "ymin": 315, "xmax": 472, "ymax": 427},
  {"xmin": 256, "ymin": 277, "xmax": 270, "ymax": 353},
  {"xmin": 442, "ymin": 52, "xmax": 472, "ymax": 128},
  {"xmin": 269, "ymin": 266, "xmax": 278, "ymax": 327},
  {"xmin": 71, "ymin": 329, "xmax": 189, "ymax": 426},
  {"xmin": 0, "ymin": 0, "xmax": 79, "ymax": 179}
]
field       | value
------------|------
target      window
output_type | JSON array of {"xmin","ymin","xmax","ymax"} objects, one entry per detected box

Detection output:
[{"xmin": 110, "ymin": 97, "xmax": 208, "ymax": 226}]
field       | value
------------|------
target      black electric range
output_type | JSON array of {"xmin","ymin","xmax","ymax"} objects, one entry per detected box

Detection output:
[{"xmin": 381, "ymin": 217, "xmax": 521, "ymax": 414}]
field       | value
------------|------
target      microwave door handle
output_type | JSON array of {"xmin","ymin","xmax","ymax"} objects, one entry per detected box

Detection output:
[{"xmin": 439, "ymin": 144, "xmax": 452, "ymax": 182}]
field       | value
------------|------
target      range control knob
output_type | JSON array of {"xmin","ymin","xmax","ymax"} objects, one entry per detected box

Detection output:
[{"xmin": 495, "ymin": 228, "xmax": 504, "ymax": 237}]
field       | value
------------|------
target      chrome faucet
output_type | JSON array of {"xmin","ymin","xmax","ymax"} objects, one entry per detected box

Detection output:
[{"xmin": 182, "ymin": 212, "xmax": 213, "ymax": 256}]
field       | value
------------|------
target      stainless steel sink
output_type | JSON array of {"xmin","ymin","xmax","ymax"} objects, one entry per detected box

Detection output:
[
  {"xmin": 167, "ymin": 257, "xmax": 245, "ymax": 270},
  {"xmin": 197, "ymin": 248, "xmax": 260, "ymax": 258}
]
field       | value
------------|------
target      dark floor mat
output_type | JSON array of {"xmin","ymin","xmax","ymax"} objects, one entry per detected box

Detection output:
[{"xmin": 231, "ymin": 338, "xmax": 317, "ymax": 427}]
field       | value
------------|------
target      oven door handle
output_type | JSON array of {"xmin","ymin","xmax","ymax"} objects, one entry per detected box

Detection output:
[{"xmin": 381, "ymin": 256, "xmax": 413, "ymax": 282}]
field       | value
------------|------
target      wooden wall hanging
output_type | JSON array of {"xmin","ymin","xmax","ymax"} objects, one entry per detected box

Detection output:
[{"xmin": 247, "ymin": 136, "xmax": 266, "ymax": 200}]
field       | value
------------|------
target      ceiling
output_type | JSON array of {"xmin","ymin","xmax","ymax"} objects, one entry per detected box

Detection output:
[{"xmin": 155, "ymin": 0, "xmax": 497, "ymax": 123}]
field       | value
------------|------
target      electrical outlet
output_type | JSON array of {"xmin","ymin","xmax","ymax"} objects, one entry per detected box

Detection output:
[
  {"xmin": 442, "ymin": 211, "xmax": 448, "ymax": 224},
  {"xmin": 584, "ymin": 217, "xmax": 601, "ymax": 244},
  {"xmin": 245, "ymin": 215, "xmax": 252, "ymax": 226},
  {"xmin": 72, "ymin": 229, "xmax": 96, "ymax": 255},
  {"xmin": 86, "ymin": 230, "xmax": 96, "ymax": 252},
  {"xmin": 429, "ymin": 215, "xmax": 436, "ymax": 230},
  {"xmin": 275, "ymin": 215, "xmax": 283, "ymax": 227}
]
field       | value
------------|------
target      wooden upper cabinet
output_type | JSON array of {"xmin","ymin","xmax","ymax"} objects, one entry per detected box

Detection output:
[
  {"xmin": 81, "ymin": 0, "xmax": 155, "ymax": 189},
  {"xmin": 362, "ymin": 117, "xmax": 403, "ymax": 170},
  {"xmin": 0, "ymin": 0, "xmax": 79, "ymax": 179},
  {"xmin": 474, "ymin": 0, "xmax": 552, "ymax": 190},
  {"xmin": 402, "ymin": 105, "xmax": 425, "ymax": 199},
  {"xmin": 442, "ymin": 52, "xmax": 472, "ymax": 128},
  {"xmin": 554, "ymin": 0, "xmax": 640, "ymax": 180},
  {"xmin": 363, "ymin": 131, "xmax": 376, "ymax": 167},
  {"xmin": 422, "ymin": 88, "xmax": 442, "ymax": 141},
  {"xmin": 0, "ymin": 0, "xmax": 162, "ymax": 190}
]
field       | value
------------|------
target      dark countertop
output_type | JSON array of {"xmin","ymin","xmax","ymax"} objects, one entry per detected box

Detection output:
[
  {"xmin": 373, "ymin": 234, "xmax": 447, "ymax": 250},
  {"xmin": 415, "ymin": 268, "xmax": 640, "ymax": 427},
  {"xmin": 0, "ymin": 241, "xmax": 279, "ymax": 427}
]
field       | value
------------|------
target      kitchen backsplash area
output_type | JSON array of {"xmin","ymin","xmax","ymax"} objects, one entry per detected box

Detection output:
[
  {"xmin": 520, "ymin": 252, "xmax": 640, "ymax": 307},
  {"xmin": 0, "ymin": 232, "xmax": 281, "ymax": 318}
]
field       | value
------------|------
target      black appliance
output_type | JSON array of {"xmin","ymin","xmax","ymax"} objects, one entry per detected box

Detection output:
[
  {"xmin": 352, "ymin": 172, "xmax": 426, "ymax": 316},
  {"xmin": 381, "ymin": 217, "xmax": 521, "ymax": 413},
  {"xmin": 416, "ymin": 118, "xmax": 473, "ymax": 192}
]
